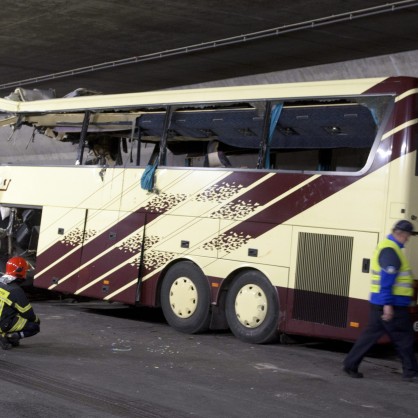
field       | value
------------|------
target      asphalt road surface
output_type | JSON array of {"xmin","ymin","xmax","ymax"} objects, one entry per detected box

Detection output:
[{"xmin": 1, "ymin": 298, "xmax": 417, "ymax": 418}]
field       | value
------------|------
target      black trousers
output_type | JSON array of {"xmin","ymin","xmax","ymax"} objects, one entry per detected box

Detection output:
[
  {"xmin": 18, "ymin": 321, "xmax": 40, "ymax": 338},
  {"xmin": 344, "ymin": 304, "xmax": 418, "ymax": 378},
  {"xmin": 2, "ymin": 315, "xmax": 40, "ymax": 338}
]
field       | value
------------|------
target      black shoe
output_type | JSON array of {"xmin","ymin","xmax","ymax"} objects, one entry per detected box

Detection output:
[
  {"xmin": 6, "ymin": 333, "xmax": 20, "ymax": 347},
  {"xmin": 0, "ymin": 334, "xmax": 12, "ymax": 350},
  {"xmin": 343, "ymin": 367, "xmax": 364, "ymax": 378}
]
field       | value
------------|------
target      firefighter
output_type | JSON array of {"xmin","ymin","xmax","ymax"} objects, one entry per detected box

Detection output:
[{"xmin": 0, "ymin": 256, "xmax": 40, "ymax": 349}]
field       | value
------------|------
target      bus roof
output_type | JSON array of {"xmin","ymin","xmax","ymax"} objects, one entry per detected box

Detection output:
[{"xmin": 0, "ymin": 77, "xmax": 388, "ymax": 114}]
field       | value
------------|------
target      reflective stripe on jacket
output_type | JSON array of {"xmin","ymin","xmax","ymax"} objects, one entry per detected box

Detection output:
[
  {"xmin": 371, "ymin": 238, "xmax": 414, "ymax": 298},
  {"xmin": 0, "ymin": 280, "xmax": 37, "ymax": 332}
]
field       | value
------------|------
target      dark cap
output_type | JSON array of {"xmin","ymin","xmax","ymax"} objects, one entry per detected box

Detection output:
[{"xmin": 394, "ymin": 220, "xmax": 415, "ymax": 233}]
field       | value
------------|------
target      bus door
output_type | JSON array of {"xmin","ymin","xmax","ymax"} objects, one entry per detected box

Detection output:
[{"xmin": 34, "ymin": 206, "xmax": 88, "ymax": 294}]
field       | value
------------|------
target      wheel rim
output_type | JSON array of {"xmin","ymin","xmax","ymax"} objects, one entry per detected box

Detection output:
[
  {"xmin": 234, "ymin": 284, "xmax": 268, "ymax": 328},
  {"xmin": 169, "ymin": 276, "xmax": 198, "ymax": 319}
]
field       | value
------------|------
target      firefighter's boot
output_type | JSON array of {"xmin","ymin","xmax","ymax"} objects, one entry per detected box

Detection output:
[
  {"xmin": 0, "ymin": 333, "xmax": 12, "ymax": 350},
  {"xmin": 6, "ymin": 332, "xmax": 21, "ymax": 347}
]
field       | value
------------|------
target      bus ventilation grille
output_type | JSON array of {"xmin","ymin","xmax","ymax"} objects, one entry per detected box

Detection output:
[{"xmin": 292, "ymin": 232, "xmax": 353, "ymax": 328}]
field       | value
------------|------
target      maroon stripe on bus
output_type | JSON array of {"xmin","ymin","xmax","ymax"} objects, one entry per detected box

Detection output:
[
  {"xmin": 223, "ymin": 174, "xmax": 359, "ymax": 239},
  {"xmin": 365, "ymin": 76, "xmax": 418, "ymax": 96},
  {"xmin": 50, "ymin": 270, "xmax": 79, "ymax": 294},
  {"xmin": 221, "ymin": 172, "xmax": 311, "ymax": 206},
  {"xmin": 35, "ymin": 246, "xmax": 81, "ymax": 290},
  {"xmin": 77, "ymin": 263, "xmax": 140, "ymax": 305}
]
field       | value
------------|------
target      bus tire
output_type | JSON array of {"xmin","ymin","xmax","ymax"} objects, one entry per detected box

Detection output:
[
  {"xmin": 161, "ymin": 261, "xmax": 211, "ymax": 334},
  {"xmin": 225, "ymin": 270, "xmax": 279, "ymax": 344}
]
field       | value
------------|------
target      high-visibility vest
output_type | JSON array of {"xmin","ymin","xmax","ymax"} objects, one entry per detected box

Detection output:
[{"xmin": 371, "ymin": 238, "xmax": 414, "ymax": 297}]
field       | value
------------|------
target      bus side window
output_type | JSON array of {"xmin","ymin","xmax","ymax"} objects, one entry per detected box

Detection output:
[
  {"xmin": 84, "ymin": 135, "xmax": 123, "ymax": 166},
  {"xmin": 159, "ymin": 104, "xmax": 263, "ymax": 169},
  {"xmin": 268, "ymin": 100, "xmax": 382, "ymax": 173}
]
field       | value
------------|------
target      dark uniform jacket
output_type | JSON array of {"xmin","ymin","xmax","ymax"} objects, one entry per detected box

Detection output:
[{"xmin": 0, "ymin": 280, "xmax": 37, "ymax": 332}]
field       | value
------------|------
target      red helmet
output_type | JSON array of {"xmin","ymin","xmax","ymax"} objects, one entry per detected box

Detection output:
[{"xmin": 5, "ymin": 256, "xmax": 29, "ymax": 279}]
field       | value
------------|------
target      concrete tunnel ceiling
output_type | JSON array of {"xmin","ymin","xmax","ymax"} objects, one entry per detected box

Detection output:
[{"xmin": 0, "ymin": 0, "xmax": 417, "ymax": 97}]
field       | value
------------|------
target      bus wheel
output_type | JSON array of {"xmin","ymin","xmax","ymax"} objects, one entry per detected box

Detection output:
[
  {"xmin": 225, "ymin": 271, "xmax": 279, "ymax": 344},
  {"xmin": 161, "ymin": 261, "xmax": 211, "ymax": 334}
]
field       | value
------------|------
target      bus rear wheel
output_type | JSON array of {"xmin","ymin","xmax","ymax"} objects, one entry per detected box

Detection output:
[
  {"xmin": 161, "ymin": 261, "xmax": 211, "ymax": 334},
  {"xmin": 225, "ymin": 271, "xmax": 279, "ymax": 344}
]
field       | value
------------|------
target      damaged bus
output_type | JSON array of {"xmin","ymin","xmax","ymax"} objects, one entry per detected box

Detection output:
[{"xmin": 0, "ymin": 77, "xmax": 417, "ymax": 343}]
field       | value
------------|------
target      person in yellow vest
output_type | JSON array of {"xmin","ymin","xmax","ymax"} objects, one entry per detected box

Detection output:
[{"xmin": 343, "ymin": 220, "xmax": 418, "ymax": 381}]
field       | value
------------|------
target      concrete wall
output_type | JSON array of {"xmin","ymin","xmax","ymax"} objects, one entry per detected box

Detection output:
[{"xmin": 182, "ymin": 50, "xmax": 418, "ymax": 88}]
